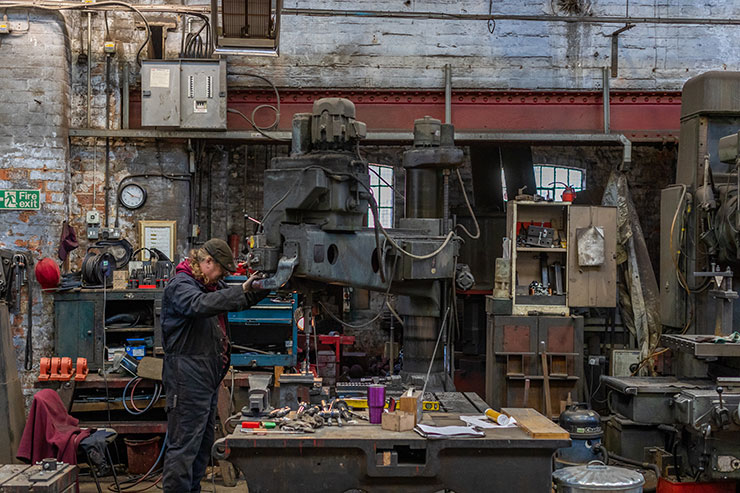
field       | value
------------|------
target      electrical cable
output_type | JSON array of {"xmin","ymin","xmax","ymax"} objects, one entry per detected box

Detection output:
[
  {"xmin": 454, "ymin": 168, "xmax": 481, "ymax": 240},
  {"xmin": 487, "ymin": 0, "xmax": 495, "ymax": 33},
  {"xmin": 362, "ymin": 182, "xmax": 456, "ymax": 260},
  {"xmin": 360, "ymin": 175, "xmax": 456, "ymax": 260},
  {"xmin": 108, "ymin": 434, "xmax": 166, "ymax": 492},
  {"xmin": 131, "ymin": 247, "xmax": 160, "ymax": 262},
  {"xmin": 101, "ymin": 279, "xmax": 113, "ymax": 430},
  {"xmin": 106, "ymin": 448, "xmax": 122, "ymax": 493},
  {"xmin": 0, "ymin": 1, "xmax": 152, "ymax": 66},
  {"xmin": 122, "ymin": 377, "xmax": 161, "ymax": 415},
  {"xmin": 385, "ymin": 300, "xmax": 404, "ymax": 327},
  {"xmin": 242, "ymin": 72, "xmax": 282, "ymax": 130},
  {"xmin": 350, "ymin": 147, "xmax": 389, "ymax": 283},
  {"xmin": 228, "ymin": 108, "xmax": 288, "ymax": 142},
  {"xmin": 258, "ymin": 175, "xmax": 302, "ymax": 232},
  {"xmin": 227, "ymin": 72, "xmax": 284, "ymax": 140},
  {"xmin": 358, "ymin": 143, "xmax": 405, "ymax": 201},
  {"xmin": 94, "ymin": 239, "xmax": 135, "ymax": 269},
  {"xmin": 82, "ymin": 250, "xmax": 116, "ymax": 287},
  {"xmin": 421, "ymin": 306, "xmax": 451, "ymax": 396},
  {"xmin": 260, "ymin": 164, "xmax": 455, "ymax": 278}
]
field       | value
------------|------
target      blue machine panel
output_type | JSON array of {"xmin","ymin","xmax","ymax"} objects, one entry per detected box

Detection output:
[{"xmin": 225, "ymin": 277, "xmax": 298, "ymax": 368}]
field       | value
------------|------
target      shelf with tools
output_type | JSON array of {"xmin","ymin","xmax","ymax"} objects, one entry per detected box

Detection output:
[
  {"xmin": 53, "ymin": 289, "xmax": 164, "ymax": 370},
  {"xmin": 485, "ymin": 201, "xmax": 617, "ymax": 418},
  {"xmin": 509, "ymin": 201, "xmax": 570, "ymax": 316}
]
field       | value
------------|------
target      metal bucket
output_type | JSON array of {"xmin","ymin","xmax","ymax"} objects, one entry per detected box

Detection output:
[
  {"xmin": 124, "ymin": 436, "xmax": 162, "ymax": 475},
  {"xmin": 553, "ymin": 461, "xmax": 645, "ymax": 492}
]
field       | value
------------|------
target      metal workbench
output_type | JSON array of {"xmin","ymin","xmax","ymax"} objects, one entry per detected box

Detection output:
[
  {"xmin": 214, "ymin": 392, "xmax": 568, "ymax": 492},
  {"xmin": 660, "ymin": 333, "xmax": 740, "ymax": 358}
]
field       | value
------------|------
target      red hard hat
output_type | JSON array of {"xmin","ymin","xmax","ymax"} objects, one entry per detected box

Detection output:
[{"xmin": 35, "ymin": 257, "xmax": 60, "ymax": 290}]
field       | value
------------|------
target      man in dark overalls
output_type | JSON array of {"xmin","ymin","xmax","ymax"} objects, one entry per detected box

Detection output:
[{"xmin": 161, "ymin": 238, "xmax": 267, "ymax": 492}]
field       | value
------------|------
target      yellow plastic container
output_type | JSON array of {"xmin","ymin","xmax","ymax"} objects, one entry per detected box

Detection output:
[{"xmin": 484, "ymin": 408, "xmax": 512, "ymax": 426}]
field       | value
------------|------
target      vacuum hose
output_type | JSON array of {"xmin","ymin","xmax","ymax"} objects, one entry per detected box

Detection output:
[{"xmin": 593, "ymin": 444, "xmax": 661, "ymax": 479}]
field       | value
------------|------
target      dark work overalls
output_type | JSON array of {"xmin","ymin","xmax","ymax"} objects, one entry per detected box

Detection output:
[{"xmin": 160, "ymin": 271, "xmax": 266, "ymax": 492}]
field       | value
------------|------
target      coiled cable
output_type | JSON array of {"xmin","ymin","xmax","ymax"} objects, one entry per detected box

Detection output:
[{"xmin": 122, "ymin": 377, "xmax": 161, "ymax": 415}]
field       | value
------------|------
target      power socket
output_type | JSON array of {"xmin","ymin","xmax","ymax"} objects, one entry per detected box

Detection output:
[
  {"xmin": 0, "ymin": 16, "xmax": 10, "ymax": 35},
  {"xmin": 588, "ymin": 355, "xmax": 606, "ymax": 366},
  {"xmin": 86, "ymin": 210, "xmax": 101, "ymax": 225}
]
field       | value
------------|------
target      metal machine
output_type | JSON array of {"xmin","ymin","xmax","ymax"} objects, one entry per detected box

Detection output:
[
  {"xmin": 603, "ymin": 72, "xmax": 740, "ymax": 482},
  {"xmin": 247, "ymin": 98, "xmax": 464, "ymax": 389}
]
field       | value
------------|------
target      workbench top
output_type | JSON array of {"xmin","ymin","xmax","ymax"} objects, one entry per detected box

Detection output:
[
  {"xmin": 231, "ymin": 411, "xmax": 558, "ymax": 445},
  {"xmin": 216, "ymin": 392, "xmax": 569, "ymax": 493},
  {"xmin": 224, "ymin": 392, "xmax": 568, "ymax": 448}
]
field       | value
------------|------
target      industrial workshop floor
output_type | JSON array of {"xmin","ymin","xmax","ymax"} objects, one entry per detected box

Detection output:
[{"xmin": 77, "ymin": 474, "xmax": 248, "ymax": 492}]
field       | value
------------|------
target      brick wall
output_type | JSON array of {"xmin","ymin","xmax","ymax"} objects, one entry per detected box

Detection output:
[
  {"xmin": 0, "ymin": 11, "xmax": 71, "ymax": 393},
  {"xmin": 67, "ymin": 139, "xmax": 192, "ymax": 266}
]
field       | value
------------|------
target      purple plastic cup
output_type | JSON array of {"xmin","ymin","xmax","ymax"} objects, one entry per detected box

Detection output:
[{"xmin": 367, "ymin": 384, "xmax": 386, "ymax": 424}]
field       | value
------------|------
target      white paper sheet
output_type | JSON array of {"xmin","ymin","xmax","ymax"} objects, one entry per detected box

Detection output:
[
  {"xmin": 414, "ymin": 424, "xmax": 485, "ymax": 438},
  {"xmin": 459, "ymin": 414, "xmax": 518, "ymax": 429}
]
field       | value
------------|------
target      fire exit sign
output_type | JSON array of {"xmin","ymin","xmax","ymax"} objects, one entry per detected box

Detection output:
[{"xmin": 0, "ymin": 190, "xmax": 41, "ymax": 210}]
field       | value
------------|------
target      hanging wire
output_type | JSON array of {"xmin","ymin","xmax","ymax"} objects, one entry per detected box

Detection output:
[{"xmin": 487, "ymin": 0, "xmax": 496, "ymax": 33}]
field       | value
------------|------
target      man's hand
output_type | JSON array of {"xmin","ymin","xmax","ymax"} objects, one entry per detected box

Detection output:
[{"xmin": 242, "ymin": 272, "xmax": 265, "ymax": 293}]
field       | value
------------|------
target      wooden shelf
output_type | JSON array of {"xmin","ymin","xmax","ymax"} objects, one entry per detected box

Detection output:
[{"xmin": 516, "ymin": 247, "xmax": 566, "ymax": 252}]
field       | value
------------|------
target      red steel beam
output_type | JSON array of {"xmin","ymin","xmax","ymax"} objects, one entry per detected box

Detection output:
[{"xmin": 128, "ymin": 89, "xmax": 681, "ymax": 141}]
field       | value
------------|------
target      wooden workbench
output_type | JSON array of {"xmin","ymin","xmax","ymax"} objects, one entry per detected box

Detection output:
[{"xmin": 215, "ymin": 392, "xmax": 569, "ymax": 493}]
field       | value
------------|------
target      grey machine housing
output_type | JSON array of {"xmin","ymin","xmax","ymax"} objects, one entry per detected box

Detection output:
[{"xmin": 248, "ymin": 98, "xmax": 466, "ymax": 389}]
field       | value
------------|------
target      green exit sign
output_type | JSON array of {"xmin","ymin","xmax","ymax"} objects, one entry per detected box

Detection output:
[{"xmin": 0, "ymin": 189, "xmax": 41, "ymax": 210}]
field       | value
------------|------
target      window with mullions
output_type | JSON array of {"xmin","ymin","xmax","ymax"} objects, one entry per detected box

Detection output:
[
  {"xmin": 368, "ymin": 164, "xmax": 394, "ymax": 228},
  {"xmin": 534, "ymin": 165, "xmax": 585, "ymax": 201}
]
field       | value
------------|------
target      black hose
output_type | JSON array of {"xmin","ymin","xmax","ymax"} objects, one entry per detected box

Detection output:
[
  {"xmin": 94, "ymin": 239, "xmax": 134, "ymax": 269},
  {"xmin": 595, "ymin": 444, "xmax": 661, "ymax": 479},
  {"xmin": 672, "ymin": 440, "xmax": 681, "ymax": 482},
  {"xmin": 82, "ymin": 251, "xmax": 116, "ymax": 287}
]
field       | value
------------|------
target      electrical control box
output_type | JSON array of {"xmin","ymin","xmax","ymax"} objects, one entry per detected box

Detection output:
[{"xmin": 141, "ymin": 59, "xmax": 227, "ymax": 129}]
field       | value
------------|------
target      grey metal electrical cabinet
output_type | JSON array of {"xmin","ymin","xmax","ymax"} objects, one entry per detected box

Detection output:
[{"xmin": 141, "ymin": 59, "xmax": 227, "ymax": 129}]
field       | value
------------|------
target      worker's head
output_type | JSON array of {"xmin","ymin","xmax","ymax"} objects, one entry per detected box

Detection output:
[{"xmin": 188, "ymin": 239, "xmax": 237, "ymax": 285}]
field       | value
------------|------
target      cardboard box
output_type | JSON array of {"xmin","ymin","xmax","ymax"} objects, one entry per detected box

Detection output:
[
  {"xmin": 381, "ymin": 411, "xmax": 415, "ymax": 432},
  {"xmin": 113, "ymin": 270, "xmax": 128, "ymax": 290},
  {"xmin": 398, "ymin": 390, "xmax": 423, "ymax": 424}
]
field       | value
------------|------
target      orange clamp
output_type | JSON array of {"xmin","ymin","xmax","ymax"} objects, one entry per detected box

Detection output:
[
  {"xmin": 48, "ymin": 357, "xmax": 61, "ymax": 380},
  {"xmin": 74, "ymin": 357, "xmax": 89, "ymax": 381},
  {"xmin": 51, "ymin": 357, "xmax": 74, "ymax": 381},
  {"xmin": 38, "ymin": 358, "xmax": 51, "ymax": 381}
]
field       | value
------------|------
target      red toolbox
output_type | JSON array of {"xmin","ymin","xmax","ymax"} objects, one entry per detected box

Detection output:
[{"xmin": 658, "ymin": 478, "xmax": 737, "ymax": 493}]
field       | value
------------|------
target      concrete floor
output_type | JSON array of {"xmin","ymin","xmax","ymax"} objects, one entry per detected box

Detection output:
[{"xmin": 78, "ymin": 470, "xmax": 248, "ymax": 492}]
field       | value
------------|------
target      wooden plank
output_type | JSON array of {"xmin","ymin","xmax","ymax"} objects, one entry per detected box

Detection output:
[
  {"xmin": 502, "ymin": 408, "xmax": 569, "ymax": 440},
  {"xmin": 540, "ymin": 343, "xmax": 552, "ymax": 418},
  {"xmin": 0, "ymin": 465, "xmax": 29, "ymax": 485}
]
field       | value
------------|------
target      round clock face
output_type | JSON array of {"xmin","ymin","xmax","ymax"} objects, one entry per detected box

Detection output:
[{"xmin": 119, "ymin": 183, "xmax": 147, "ymax": 209}]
